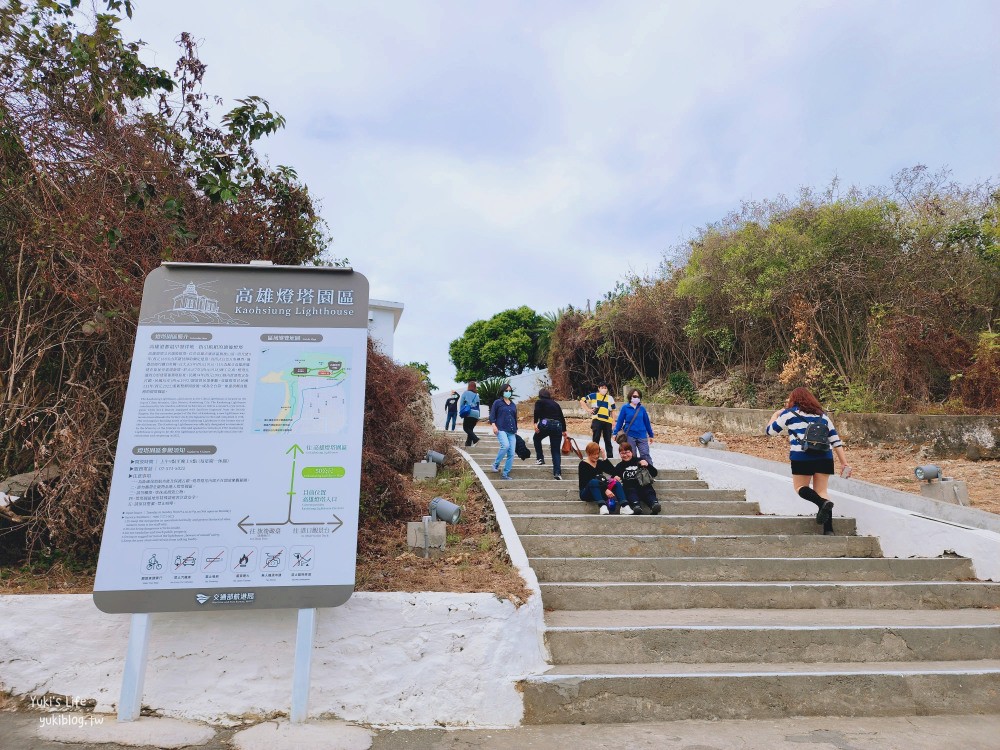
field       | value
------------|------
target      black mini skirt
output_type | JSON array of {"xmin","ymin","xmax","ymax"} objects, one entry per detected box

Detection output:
[{"xmin": 791, "ymin": 457, "xmax": 835, "ymax": 476}]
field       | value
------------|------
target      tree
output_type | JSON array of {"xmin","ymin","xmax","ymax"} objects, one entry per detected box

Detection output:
[
  {"xmin": 0, "ymin": 0, "xmax": 339, "ymax": 560},
  {"xmin": 404, "ymin": 362, "xmax": 437, "ymax": 392},
  {"xmin": 536, "ymin": 307, "xmax": 568, "ymax": 367},
  {"xmin": 449, "ymin": 306, "xmax": 544, "ymax": 382}
]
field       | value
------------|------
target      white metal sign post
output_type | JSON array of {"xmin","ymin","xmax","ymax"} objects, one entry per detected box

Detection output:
[{"xmin": 93, "ymin": 262, "xmax": 368, "ymax": 722}]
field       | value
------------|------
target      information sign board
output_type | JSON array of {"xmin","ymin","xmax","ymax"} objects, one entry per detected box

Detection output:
[{"xmin": 93, "ymin": 263, "xmax": 368, "ymax": 613}]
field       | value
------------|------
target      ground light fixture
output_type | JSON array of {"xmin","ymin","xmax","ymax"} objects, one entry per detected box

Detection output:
[
  {"xmin": 698, "ymin": 432, "xmax": 715, "ymax": 446},
  {"xmin": 425, "ymin": 450, "xmax": 446, "ymax": 465},
  {"xmin": 429, "ymin": 497, "xmax": 461, "ymax": 524},
  {"xmin": 914, "ymin": 465, "xmax": 943, "ymax": 481}
]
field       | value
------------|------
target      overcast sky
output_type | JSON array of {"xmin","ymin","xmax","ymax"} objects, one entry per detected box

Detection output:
[{"xmin": 125, "ymin": 1, "xmax": 1000, "ymax": 392}]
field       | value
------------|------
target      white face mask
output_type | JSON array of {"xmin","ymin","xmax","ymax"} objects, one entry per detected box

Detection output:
[{"xmin": 631, "ymin": 397, "xmax": 640, "ymax": 405}]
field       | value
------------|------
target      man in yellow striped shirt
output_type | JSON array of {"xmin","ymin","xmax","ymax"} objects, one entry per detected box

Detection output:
[{"xmin": 580, "ymin": 382, "xmax": 616, "ymax": 458}]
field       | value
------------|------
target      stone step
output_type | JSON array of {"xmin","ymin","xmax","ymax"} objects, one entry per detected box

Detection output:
[
  {"xmin": 530, "ymin": 556, "xmax": 975, "ymax": 583},
  {"xmin": 502, "ymin": 478, "xmax": 703, "ymax": 490},
  {"xmin": 512, "ymin": 515, "xmax": 857, "ymax": 537},
  {"xmin": 545, "ymin": 609, "xmax": 1000, "ymax": 665},
  {"xmin": 471, "ymin": 463, "xmax": 701, "ymax": 482},
  {"xmin": 521, "ymin": 534, "xmax": 883, "ymax": 559},
  {"xmin": 506, "ymin": 500, "xmax": 759, "ymax": 515},
  {"xmin": 520, "ymin": 660, "xmax": 1000, "ymax": 723},
  {"xmin": 539, "ymin": 581, "xmax": 1000, "ymax": 611},
  {"xmin": 498, "ymin": 486, "xmax": 738, "ymax": 499},
  {"xmin": 503, "ymin": 478, "xmax": 712, "ymax": 500}
]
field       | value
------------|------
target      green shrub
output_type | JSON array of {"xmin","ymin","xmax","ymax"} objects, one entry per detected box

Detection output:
[{"xmin": 667, "ymin": 371, "xmax": 696, "ymax": 400}]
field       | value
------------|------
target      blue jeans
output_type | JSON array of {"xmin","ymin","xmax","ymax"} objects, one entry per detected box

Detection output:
[
  {"xmin": 494, "ymin": 430, "xmax": 515, "ymax": 477},
  {"xmin": 445, "ymin": 412, "xmax": 457, "ymax": 431},
  {"xmin": 625, "ymin": 484, "xmax": 658, "ymax": 510},
  {"xmin": 579, "ymin": 477, "xmax": 626, "ymax": 511}
]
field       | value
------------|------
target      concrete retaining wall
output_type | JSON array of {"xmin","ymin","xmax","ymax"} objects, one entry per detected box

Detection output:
[
  {"xmin": 0, "ymin": 591, "xmax": 548, "ymax": 727},
  {"xmin": 558, "ymin": 402, "xmax": 1000, "ymax": 458}
]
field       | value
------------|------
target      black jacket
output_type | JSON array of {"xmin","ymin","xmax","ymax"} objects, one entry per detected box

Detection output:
[
  {"xmin": 533, "ymin": 397, "xmax": 566, "ymax": 428},
  {"xmin": 578, "ymin": 458, "xmax": 616, "ymax": 493},
  {"xmin": 614, "ymin": 456, "xmax": 658, "ymax": 489}
]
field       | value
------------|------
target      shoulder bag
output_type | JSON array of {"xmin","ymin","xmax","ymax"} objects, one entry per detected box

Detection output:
[{"xmin": 561, "ymin": 435, "xmax": 583, "ymax": 459}]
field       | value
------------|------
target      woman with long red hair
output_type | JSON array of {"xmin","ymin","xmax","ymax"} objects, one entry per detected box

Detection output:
[{"xmin": 766, "ymin": 387, "xmax": 852, "ymax": 535}]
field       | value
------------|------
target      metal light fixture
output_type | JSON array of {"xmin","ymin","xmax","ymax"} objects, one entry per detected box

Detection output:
[
  {"xmin": 698, "ymin": 432, "xmax": 715, "ymax": 446},
  {"xmin": 425, "ymin": 450, "xmax": 446, "ymax": 466},
  {"xmin": 429, "ymin": 497, "xmax": 461, "ymax": 524},
  {"xmin": 914, "ymin": 464, "xmax": 942, "ymax": 481}
]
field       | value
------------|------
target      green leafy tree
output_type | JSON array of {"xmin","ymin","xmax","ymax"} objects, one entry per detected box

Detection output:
[
  {"xmin": 404, "ymin": 362, "xmax": 437, "ymax": 392},
  {"xmin": 448, "ymin": 306, "xmax": 544, "ymax": 382}
]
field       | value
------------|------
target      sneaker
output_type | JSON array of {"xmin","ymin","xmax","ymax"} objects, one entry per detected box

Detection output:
[
  {"xmin": 534, "ymin": 458, "xmax": 545, "ymax": 465},
  {"xmin": 491, "ymin": 463, "xmax": 499, "ymax": 472},
  {"xmin": 598, "ymin": 504, "xmax": 610, "ymax": 515},
  {"xmin": 650, "ymin": 502, "xmax": 662, "ymax": 515},
  {"xmin": 816, "ymin": 500, "xmax": 834, "ymax": 526},
  {"xmin": 500, "ymin": 475, "xmax": 512, "ymax": 481},
  {"xmin": 554, "ymin": 474, "xmax": 563, "ymax": 481},
  {"xmin": 620, "ymin": 505, "xmax": 634, "ymax": 515}
]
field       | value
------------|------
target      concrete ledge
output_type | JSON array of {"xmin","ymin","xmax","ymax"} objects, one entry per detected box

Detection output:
[
  {"xmin": 0, "ymin": 591, "xmax": 549, "ymax": 728},
  {"xmin": 650, "ymin": 444, "xmax": 1000, "ymax": 581}
]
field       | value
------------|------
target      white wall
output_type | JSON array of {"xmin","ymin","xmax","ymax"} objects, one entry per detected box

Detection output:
[
  {"xmin": 367, "ymin": 307, "xmax": 397, "ymax": 358},
  {"xmin": 0, "ymin": 591, "xmax": 548, "ymax": 727}
]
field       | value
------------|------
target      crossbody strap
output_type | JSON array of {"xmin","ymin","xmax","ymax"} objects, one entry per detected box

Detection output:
[{"xmin": 624, "ymin": 405, "xmax": 643, "ymax": 433}]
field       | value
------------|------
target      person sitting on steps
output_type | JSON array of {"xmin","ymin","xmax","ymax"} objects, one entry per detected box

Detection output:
[
  {"xmin": 578, "ymin": 441, "xmax": 630, "ymax": 515},
  {"xmin": 614, "ymin": 441, "xmax": 661, "ymax": 515}
]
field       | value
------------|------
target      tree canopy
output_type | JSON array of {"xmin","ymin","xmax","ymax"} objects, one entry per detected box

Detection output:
[
  {"xmin": 449, "ymin": 306, "xmax": 546, "ymax": 382},
  {"xmin": 549, "ymin": 168, "xmax": 1000, "ymax": 412},
  {"xmin": 0, "ymin": 0, "xmax": 339, "ymax": 560}
]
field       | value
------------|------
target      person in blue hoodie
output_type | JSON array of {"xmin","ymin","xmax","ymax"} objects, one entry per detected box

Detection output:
[
  {"xmin": 613, "ymin": 388, "xmax": 655, "ymax": 464},
  {"xmin": 488, "ymin": 383, "xmax": 518, "ymax": 480}
]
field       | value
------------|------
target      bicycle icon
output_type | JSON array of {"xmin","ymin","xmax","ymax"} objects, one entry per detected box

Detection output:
[{"xmin": 146, "ymin": 554, "xmax": 162, "ymax": 571}]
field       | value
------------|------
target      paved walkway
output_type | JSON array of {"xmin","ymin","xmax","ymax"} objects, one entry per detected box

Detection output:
[{"xmin": 4, "ymin": 710, "xmax": 1000, "ymax": 749}]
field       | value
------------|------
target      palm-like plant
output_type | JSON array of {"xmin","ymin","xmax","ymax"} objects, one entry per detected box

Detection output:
[
  {"xmin": 535, "ymin": 307, "xmax": 568, "ymax": 366},
  {"xmin": 477, "ymin": 376, "xmax": 516, "ymax": 408}
]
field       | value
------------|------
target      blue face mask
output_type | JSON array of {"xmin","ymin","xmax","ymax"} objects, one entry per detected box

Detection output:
[{"xmin": 503, "ymin": 391, "xmax": 512, "ymax": 398}]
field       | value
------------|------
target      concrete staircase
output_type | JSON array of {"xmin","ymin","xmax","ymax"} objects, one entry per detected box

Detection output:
[{"xmin": 458, "ymin": 438, "xmax": 1000, "ymax": 723}]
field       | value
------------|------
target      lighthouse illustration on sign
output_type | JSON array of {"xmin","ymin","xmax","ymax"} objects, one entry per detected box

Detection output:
[{"xmin": 172, "ymin": 282, "xmax": 220, "ymax": 313}]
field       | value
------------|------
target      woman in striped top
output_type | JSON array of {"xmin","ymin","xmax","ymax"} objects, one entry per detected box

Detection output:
[{"xmin": 765, "ymin": 387, "xmax": 852, "ymax": 535}]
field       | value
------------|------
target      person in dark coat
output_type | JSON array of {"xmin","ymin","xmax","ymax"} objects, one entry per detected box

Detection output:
[{"xmin": 532, "ymin": 388, "xmax": 567, "ymax": 480}]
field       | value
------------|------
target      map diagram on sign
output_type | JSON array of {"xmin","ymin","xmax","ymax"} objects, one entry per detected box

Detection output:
[{"xmin": 253, "ymin": 349, "xmax": 350, "ymax": 435}]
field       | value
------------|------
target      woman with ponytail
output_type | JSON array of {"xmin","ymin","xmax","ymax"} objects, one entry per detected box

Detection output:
[{"xmin": 766, "ymin": 387, "xmax": 851, "ymax": 535}]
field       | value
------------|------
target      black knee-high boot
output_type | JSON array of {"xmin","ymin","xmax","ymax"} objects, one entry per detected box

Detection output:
[
  {"xmin": 799, "ymin": 486, "xmax": 834, "ymax": 532},
  {"xmin": 797, "ymin": 486, "xmax": 825, "ymax": 508}
]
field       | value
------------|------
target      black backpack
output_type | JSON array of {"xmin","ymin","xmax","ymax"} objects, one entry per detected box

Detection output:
[{"xmin": 801, "ymin": 413, "xmax": 831, "ymax": 454}]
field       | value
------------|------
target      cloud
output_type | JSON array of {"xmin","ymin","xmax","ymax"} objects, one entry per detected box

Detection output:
[{"xmin": 124, "ymin": 0, "xmax": 1000, "ymax": 391}]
